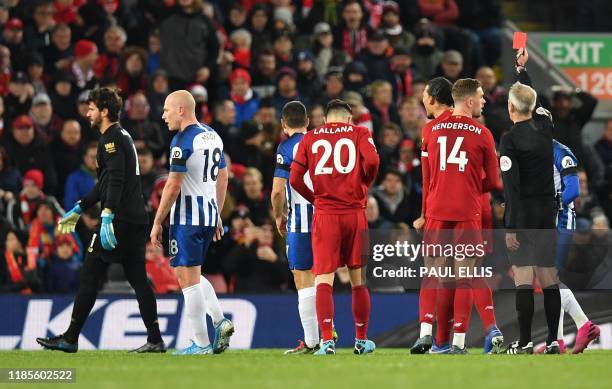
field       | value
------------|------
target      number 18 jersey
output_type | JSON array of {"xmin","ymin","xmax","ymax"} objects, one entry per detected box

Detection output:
[
  {"xmin": 169, "ymin": 123, "xmax": 226, "ymax": 227},
  {"xmin": 422, "ymin": 115, "xmax": 498, "ymax": 221},
  {"xmin": 292, "ymin": 122, "xmax": 379, "ymax": 214}
]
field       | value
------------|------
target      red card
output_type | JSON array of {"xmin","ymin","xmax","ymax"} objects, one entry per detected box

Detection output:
[{"xmin": 513, "ymin": 32, "xmax": 527, "ymax": 49}]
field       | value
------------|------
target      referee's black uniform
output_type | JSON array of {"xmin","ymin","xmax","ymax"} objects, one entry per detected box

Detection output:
[
  {"xmin": 63, "ymin": 123, "xmax": 163, "ymax": 350},
  {"xmin": 500, "ymin": 67, "xmax": 561, "ymax": 350},
  {"xmin": 500, "ymin": 69, "xmax": 557, "ymax": 266}
]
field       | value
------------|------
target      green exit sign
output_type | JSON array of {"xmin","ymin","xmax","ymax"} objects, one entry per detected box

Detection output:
[{"xmin": 541, "ymin": 36, "xmax": 612, "ymax": 67}]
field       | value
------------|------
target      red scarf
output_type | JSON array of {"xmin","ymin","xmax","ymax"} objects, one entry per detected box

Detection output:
[
  {"xmin": 28, "ymin": 218, "xmax": 63, "ymax": 262},
  {"xmin": 394, "ymin": 69, "xmax": 413, "ymax": 100},
  {"xmin": 373, "ymin": 102, "xmax": 390, "ymax": 126},
  {"xmin": 5, "ymin": 251, "xmax": 33, "ymax": 294},
  {"xmin": 342, "ymin": 28, "xmax": 367, "ymax": 58},
  {"xmin": 19, "ymin": 194, "xmax": 45, "ymax": 226}
]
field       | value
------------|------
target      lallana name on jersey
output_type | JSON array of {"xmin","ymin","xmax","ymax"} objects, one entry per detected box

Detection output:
[{"xmin": 313, "ymin": 126, "xmax": 355, "ymax": 135}]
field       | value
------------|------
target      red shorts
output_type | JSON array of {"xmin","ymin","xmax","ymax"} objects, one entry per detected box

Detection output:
[
  {"xmin": 311, "ymin": 211, "xmax": 368, "ymax": 275},
  {"xmin": 423, "ymin": 218, "xmax": 483, "ymax": 248}
]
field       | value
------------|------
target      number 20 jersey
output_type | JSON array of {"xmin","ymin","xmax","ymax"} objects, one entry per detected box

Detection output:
[
  {"xmin": 292, "ymin": 122, "xmax": 379, "ymax": 214},
  {"xmin": 169, "ymin": 123, "xmax": 226, "ymax": 227},
  {"xmin": 422, "ymin": 115, "xmax": 498, "ymax": 222}
]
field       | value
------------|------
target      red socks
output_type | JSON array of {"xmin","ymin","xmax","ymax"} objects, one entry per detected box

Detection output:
[
  {"xmin": 352, "ymin": 285, "xmax": 370, "ymax": 340},
  {"xmin": 435, "ymin": 282, "xmax": 455, "ymax": 345},
  {"xmin": 316, "ymin": 283, "xmax": 334, "ymax": 341},
  {"xmin": 419, "ymin": 277, "xmax": 438, "ymax": 325},
  {"xmin": 316, "ymin": 283, "xmax": 371, "ymax": 341},
  {"xmin": 473, "ymin": 278, "xmax": 497, "ymax": 331},
  {"xmin": 453, "ymin": 278, "xmax": 473, "ymax": 334}
]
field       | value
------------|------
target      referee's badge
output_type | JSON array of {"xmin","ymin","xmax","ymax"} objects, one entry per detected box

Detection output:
[{"xmin": 500, "ymin": 156, "xmax": 512, "ymax": 172}]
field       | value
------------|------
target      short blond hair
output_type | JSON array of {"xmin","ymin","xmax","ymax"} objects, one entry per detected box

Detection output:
[
  {"xmin": 244, "ymin": 167, "xmax": 263, "ymax": 183},
  {"xmin": 508, "ymin": 82, "xmax": 537, "ymax": 114}
]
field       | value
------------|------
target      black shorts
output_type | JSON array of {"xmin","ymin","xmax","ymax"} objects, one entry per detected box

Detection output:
[
  {"xmin": 507, "ymin": 229, "xmax": 556, "ymax": 267},
  {"xmin": 86, "ymin": 220, "xmax": 147, "ymax": 264},
  {"xmin": 508, "ymin": 198, "xmax": 557, "ymax": 267}
]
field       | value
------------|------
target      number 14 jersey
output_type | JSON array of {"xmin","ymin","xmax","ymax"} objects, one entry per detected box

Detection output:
[
  {"xmin": 422, "ymin": 114, "xmax": 498, "ymax": 221},
  {"xmin": 292, "ymin": 122, "xmax": 379, "ymax": 214},
  {"xmin": 169, "ymin": 123, "xmax": 226, "ymax": 227}
]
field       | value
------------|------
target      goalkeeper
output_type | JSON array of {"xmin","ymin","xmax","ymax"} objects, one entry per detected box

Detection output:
[{"xmin": 36, "ymin": 88, "xmax": 165, "ymax": 353}]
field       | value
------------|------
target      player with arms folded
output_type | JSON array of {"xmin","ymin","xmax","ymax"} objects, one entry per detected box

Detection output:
[
  {"xmin": 271, "ymin": 101, "xmax": 320, "ymax": 354},
  {"xmin": 151, "ymin": 90, "xmax": 234, "ymax": 355},
  {"xmin": 420, "ymin": 79, "xmax": 500, "ymax": 354},
  {"xmin": 290, "ymin": 99, "xmax": 380, "ymax": 355}
]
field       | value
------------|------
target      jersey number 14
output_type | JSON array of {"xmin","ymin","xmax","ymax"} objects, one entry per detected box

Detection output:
[{"xmin": 437, "ymin": 136, "xmax": 468, "ymax": 172}]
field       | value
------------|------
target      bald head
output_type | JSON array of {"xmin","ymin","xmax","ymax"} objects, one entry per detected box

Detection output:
[{"xmin": 162, "ymin": 90, "xmax": 198, "ymax": 131}]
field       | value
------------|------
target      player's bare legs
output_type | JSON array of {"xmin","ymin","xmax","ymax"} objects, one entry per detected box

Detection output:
[{"xmin": 285, "ymin": 269, "xmax": 319, "ymax": 354}]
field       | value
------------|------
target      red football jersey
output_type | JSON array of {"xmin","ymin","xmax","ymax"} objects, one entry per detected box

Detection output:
[
  {"xmin": 423, "ymin": 114, "xmax": 499, "ymax": 221},
  {"xmin": 291, "ymin": 122, "xmax": 380, "ymax": 214},
  {"xmin": 421, "ymin": 109, "xmax": 453, "ymax": 151},
  {"xmin": 420, "ymin": 109, "xmax": 453, "ymax": 216}
]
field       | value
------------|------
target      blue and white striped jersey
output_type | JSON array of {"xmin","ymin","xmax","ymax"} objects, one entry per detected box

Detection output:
[
  {"xmin": 169, "ymin": 123, "xmax": 226, "ymax": 227},
  {"xmin": 274, "ymin": 132, "xmax": 313, "ymax": 233},
  {"xmin": 553, "ymin": 140, "xmax": 579, "ymax": 231}
]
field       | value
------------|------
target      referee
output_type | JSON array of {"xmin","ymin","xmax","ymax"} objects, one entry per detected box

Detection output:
[
  {"xmin": 36, "ymin": 88, "xmax": 165, "ymax": 353},
  {"xmin": 500, "ymin": 48, "xmax": 561, "ymax": 355}
]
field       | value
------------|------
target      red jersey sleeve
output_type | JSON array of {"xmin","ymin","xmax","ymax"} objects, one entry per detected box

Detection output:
[
  {"xmin": 481, "ymin": 128, "xmax": 501, "ymax": 193},
  {"xmin": 358, "ymin": 127, "xmax": 380, "ymax": 187},
  {"xmin": 289, "ymin": 136, "xmax": 315, "ymax": 204}
]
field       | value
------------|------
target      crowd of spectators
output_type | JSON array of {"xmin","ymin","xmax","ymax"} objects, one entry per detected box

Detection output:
[{"xmin": 0, "ymin": 0, "xmax": 608, "ymax": 295}]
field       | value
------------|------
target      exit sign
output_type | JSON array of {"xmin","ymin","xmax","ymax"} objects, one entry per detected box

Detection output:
[{"xmin": 542, "ymin": 35, "xmax": 612, "ymax": 99}]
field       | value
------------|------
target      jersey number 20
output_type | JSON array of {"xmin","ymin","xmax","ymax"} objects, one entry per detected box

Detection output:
[
  {"xmin": 311, "ymin": 138, "xmax": 356, "ymax": 175},
  {"xmin": 437, "ymin": 136, "xmax": 468, "ymax": 172},
  {"xmin": 203, "ymin": 148, "xmax": 222, "ymax": 182}
]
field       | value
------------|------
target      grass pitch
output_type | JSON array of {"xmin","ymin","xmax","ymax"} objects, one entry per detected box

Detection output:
[{"xmin": 1, "ymin": 349, "xmax": 611, "ymax": 389}]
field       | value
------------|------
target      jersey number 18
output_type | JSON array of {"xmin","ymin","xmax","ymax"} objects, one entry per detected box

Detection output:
[{"xmin": 202, "ymin": 148, "xmax": 222, "ymax": 182}]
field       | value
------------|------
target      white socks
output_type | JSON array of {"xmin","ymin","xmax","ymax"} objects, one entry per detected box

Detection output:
[
  {"xmin": 452, "ymin": 332, "xmax": 466, "ymax": 348},
  {"xmin": 558, "ymin": 307, "xmax": 565, "ymax": 339},
  {"xmin": 559, "ymin": 286, "xmax": 589, "ymax": 339},
  {"xmin": 298, "ymin": 287, "xmax": 319, "ymax": 348},
  {"xmin": 182, "ymin": 283, "xmax": 210, "ymax": 347},
  {"xmin": 200, "ymin": 275, "xmax": 224, "ymax": 325},
  {"xmin": 419, "ymin": 322, "xmax": 433, "ymax": 338}
]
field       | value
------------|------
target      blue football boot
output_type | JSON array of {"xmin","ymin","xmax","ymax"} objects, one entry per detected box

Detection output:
[
  {"xmin": 483, "ymin": 326, "xmax": 504, "ymax": 354},
  {"xmin": 173, "ymin": 340, "xmax": 214, "ymax": 355}
]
